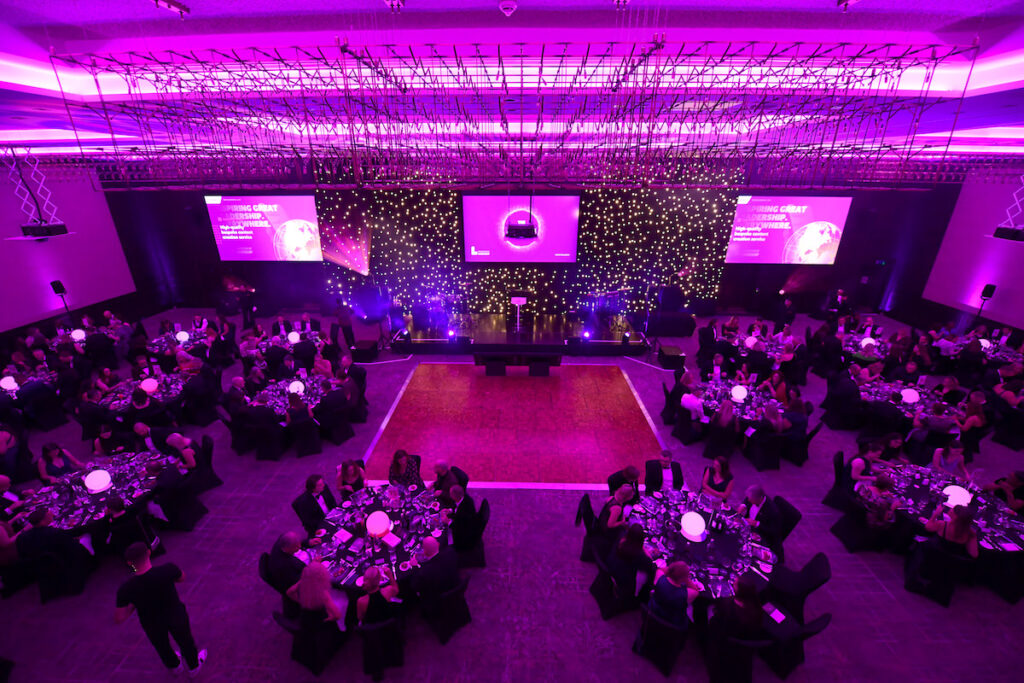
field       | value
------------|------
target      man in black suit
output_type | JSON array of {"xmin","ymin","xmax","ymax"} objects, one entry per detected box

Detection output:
[
  {"xmin": 313, "ymin": 381, "xmax": 352, "ymax": 421},
  {"xmin": 262, "ymin": 340, "xmax": 288, "ymax": 378},
  {"xmin": 338, "ymin": 355, "xmax": 367, "ymax": 398},
  {"xmin": 16, "ymin": 508, "xmax": 94, "ymax": 591},
  {"xmin": 446, "ymin": 485, "xmax": 477, "ymax": 552},
  {"xmin": 644, "ymin": 450, "xmax": 684, "ymax": 493},
  {"xmin": 298, "ymin": 313, "xmax": 321, "ymax": 335},
  {"xmin": 239, "ymin": 393, "xmax": 279, "ymax": 430},
  {"xmin": 76, "ymin": 389, "xmax": 116, "ymax": 437},
  {"xmin": 291, "ymin": 337, "xmax": 317, "ymax": 372},
  {"xmin": 410, "ymin": 537, "xmax": 459, "ymax": 614},
  {"xmin": 222, "ymin": 377, "xmax": 248, "ymax": 418},
  {"xmin": 697, "ymin": 319, "xmax": 718, "ymax": 355},
  {"xmin": 132, "ymin": 422, "xmax": 174, "ymax": 454},
  {"xmin": 291, "ymin": 474, "xmax": 338, "ymax": 535},
  {"xmin": 823, "ymin": 368, "xmax": 861, "ymax": 412},
  {"xmin": 432, "ymin": 461, "xmax": 470, "ymax": 505},
  {"xmin": 266, "ymin": 532, "xmax": 306, "ymax": 594},
  {"xmin": 271, "ymin": 316, "xmax": 292, "ymax": 338},
  {"xmin": 276, "ymin": 356, "xmax": 298, "ymax": 381},
  {"xmin": 887, "ymin": 360, "xmax": 921, "ymax": 385},
  {"xmin": 774, "ymin": 298, "xmax": 796, "ymax": 334},
  {"xmin": 606, "ymin": 465, "xmax": 640, "ymax": 504},
  {"xmin": 745, "ymin": 342, "xmax": 772, "ymax": 382},
  {"xmin": 700, "ymin": 353, "xmax": 731, "ymax": 382},
  {"xmin": 737, "ymin": 485, "xmax": 782, "ymax": 551}
]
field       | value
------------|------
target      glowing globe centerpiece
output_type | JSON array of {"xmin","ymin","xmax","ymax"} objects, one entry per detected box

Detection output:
[
  {"xmin": 731, "ymin": 385, "xmax": 748, "ymax": 403},
  {"xmin": 140, "ymin": 378, "xmax": 159, "ymax": 394},
  {"xmin": 980, "ymin": 338, "xmax": 992, "ymax": 349},
  {"xmin": 744, "ymin": 336, "xmax": 757, "ymax": 349},
  {"xmin": 860, "ymin": 337, "xmax": 876, "ymax": 349},
  {"xmin": 70, "ymin": 329, "xmax": 86, "ymax": 342},
  {"xmin": 175, "ymin": 330, "xmax": 190, "ymax": 343},
  {"xmin": 288, "ymin": 380, "xmax": 305, "ymax": 395},
  {"xmin": 287, "ymin": 331, "xmax": 301, "ymax": 344},
  {"xmin": 900, "ymin": 388, "xmax": 920, "ymax": 404},
  {"xmin": 680, "ymin": 511, "xmax": 707, "ymax": 542},
  {"xmin": 0, "ymin": 376, "xmax": 18, "ymax": 392},
  {"xmin": 365, "ymin": 510, "xmax": 392, "ymax": 539},
  {"xmin": 84, "ymin": 469, "xmax": 112, "ymax": 494},
  {"xmin": 942, "ymin": 485, "xmax": 972, "ymax": 508}
]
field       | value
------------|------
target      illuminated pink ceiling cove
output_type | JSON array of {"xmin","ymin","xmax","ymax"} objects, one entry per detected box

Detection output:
[{"xmin": 1, "ymin": 1, "xmax": 1023, "ymax": 188}]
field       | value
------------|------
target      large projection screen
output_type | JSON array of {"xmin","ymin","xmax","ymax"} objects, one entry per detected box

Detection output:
[
  {"xmin": 725, "ymin": 195, "xmax": 853, "ymax": 265},
  {"xmin": 205, "ymin": 195, "xmax": 323, "ymax": 262},
  {"xmin": 463, "ymin": 195, "xmax": 580, "ymax": 263}
]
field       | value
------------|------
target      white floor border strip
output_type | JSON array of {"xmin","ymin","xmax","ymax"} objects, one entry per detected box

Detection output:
[
  {"xmin": 366, "ymin": 479, "xmax": 610, "ymax": 491},
  {"xmin": 358, "ymin": 354, "xmax": 414, "ymax": 366},
  {"xmin": 620, "ymin": 365, "xmax": 666, "ymax": 450},
  {"xmin": 625, "ymin": 355, "xmax": 674, "ymax": 372},
  {"xmin": 361, "ymin": 366, "xmax": 417, "ymax": 464}
]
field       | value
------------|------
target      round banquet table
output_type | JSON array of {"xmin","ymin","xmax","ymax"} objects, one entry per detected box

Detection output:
[
  {"xmin": 842, "ymin": 333, "xmax": 891, "ymax": 361},
  {"xmin": 858, "ymin": 380, "xmax": 960, "ymax": 420},
  {"xmin": 307, "ymin": 483, "xmax": 448, "ymax": 590},
  {"xmin": 98, "ymin": 374, "xmax": 186, "ymax": 414},
  {"xmin": 264, "ymin": 377, "xmax": 328, "ymax": 416},
  {"xmin": 1, "ymin": 368, "xmax": 58, "ymax": 400},
  {"xmin": 699, "ymin": 379, "xmax": 782, "ymax": 423},
  {"xmin": 256, "ymin": 331, "xmax": 320, "ymax": 356},
  {"xmin": 20, "ymin": 450, "xmax": 177, "ymax": 535},
  {"xmin": 628, "ymin": 489, "xmax": 777, "ymax": 599},
  {"xmin": 146, "ymin": 331, "xmax": 207, "ymax": 356},
  {"xmin": 884, "ymin": 463, "xmax": 1024, "ymax": 553}
]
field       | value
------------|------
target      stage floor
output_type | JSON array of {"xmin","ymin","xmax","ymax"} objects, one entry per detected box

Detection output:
[
  {"xmin": 406, "ymin": 312, "xmax": 637, "ymax": 345},
  {"xmin": 364, "ymin": 363, "xmax": 663, "ymax": 486}
]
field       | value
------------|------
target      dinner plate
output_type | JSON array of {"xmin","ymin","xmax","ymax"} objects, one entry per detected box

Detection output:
[
  {"xmin": 431, "ymin": 529, "xmax": 443, "ymax": 538},
  {"xmin": 408, "ymin": 485, "xmax": 418, "ymax": 492},
  {"xmin": 652, "ymin": 491, "xmax": 663, "ymax": 499},
  {"xmin": 355, "ymin": 576, "xmax": 364, "ymax": 587},
  {"xmin": 341, "ymin": 501, "xmax": 352, "ymax": 508},
  {"xmin": 399, "ymin": 561, "xmax": 411, "ymax": 572},
  {"xmin": 315, "ymin": 529, "xmax": 327, "ymax": 537}
]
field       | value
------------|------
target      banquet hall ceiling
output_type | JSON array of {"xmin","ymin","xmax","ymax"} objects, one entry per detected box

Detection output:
[{"xmin": 1, "ymin": 1, "xmax": 1023, "ymax": 188}]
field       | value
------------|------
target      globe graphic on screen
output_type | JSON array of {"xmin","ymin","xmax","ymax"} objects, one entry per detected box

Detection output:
[
  {"xmin": 502, "ymin": 209, "xmax": 540, "ymax": 249},
  {"xmin": 783, "ymin": 220, "xmax": 842, "ymax": 264},
  {"xmin": 273, "ymin": 219, "xmax": 320, "ymax": 261}
]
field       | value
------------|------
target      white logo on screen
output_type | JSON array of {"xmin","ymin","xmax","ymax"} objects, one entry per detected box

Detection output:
[{"xmin": 470, "ymin": 246, "xmax": 491, "ymax": 256}]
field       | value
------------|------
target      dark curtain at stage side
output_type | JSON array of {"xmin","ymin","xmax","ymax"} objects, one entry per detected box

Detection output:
[{"xmin": 317, "ymin": 188, "xmax": 735, "ymax": 314}]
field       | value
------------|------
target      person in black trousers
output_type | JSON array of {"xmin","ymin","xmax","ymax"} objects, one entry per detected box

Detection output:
[
  {"xmin": 338, "ymin": 304, "xmax": 356, "ymax": 349},
  {"xmin": 115, "ymin": 543, "xmax": 207, "ymax": 675}
]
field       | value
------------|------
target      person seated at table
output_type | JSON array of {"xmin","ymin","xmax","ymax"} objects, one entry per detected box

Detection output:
[
  {"xmin": 293, "ymin": 474, "xmax": 338, "ymax": 534},
  {"xmin": 921, "ymin": 504, "xmax": 979, "ymax": 559},
  {"xmin": 312, "ymin": 352, "xmax": 333, "ymax": 379},
  {"xmin": 284, "ymin": 392, "xmax": 313, "ymax": 427},
  {"xmin": 936, "ymin": 376, "xmax": 965, "ymax": 404},
  {"xmin": 848, "ymin": 442, "xmax": 884, "ymax": 484},
  {"xmin": 37, "ymin": 443, "xmax": 85, "ymax": 484},
  {"xmin": 701, "ymin": 353, "xmax": 730, "ymax": 382},
  {"xmin": 913, "ymin": 402, "xmax": 956, "ymax": 438},
  {"xmin": 250, "ymin": 322, "xmax": 269, "ymax": 343},
  {"xmin": 190, "ymin": 315, "xmax": 209, "ymax": 333},
  {"xmin": 982, "ymin": 470, "xmax": 1024, "ymax": 513},
  {"xmin": 388, "ymin": 449, "xmax": 424, "ymax": 489},
  {"xmin": 757, "ymin": 404, "xmax": 785, "ymax": 434},
  {"xmin": 174, "ymin": 350, "xmax": 203, "ymax": 376},
  {"xmin": 747, "ymin": 317, "xmax": 769, "ymax": 338},
  {"xmin": 888, "ymin": 360, "xmax": 921, "ymax": 385},
  {"xmin": 157, "ymin": 320, "xmax": 174, "ymax": 336},
  {"xmin": 94, "ymin": 423, "xmax": 129, "ymax": 457},
  {"xmin": 16, "ymin": 508, "xmax": 94, "ymax": 580},
  {"xmin": 757, "ymin": 371, "xmax": 787, "ymax": 404},
  {"xmin": 267, "ymin": 532, "xmax": 307, "ymax": 597},
  {"xmin": 104, "ymin": 496, "xmax": 158, "ymax": 559},
  {"xmin": 244, "ymin": 367, "xmax": 267, "ymax": 397},
  {"xmin": 130, "ymin": 356, "xmax": 157, "ymax": 382},
  {"xmin": 931, "ymin": 441, "xmax": 969, "ymax": 480},
  {"xmin": 93, "ymin": 366, "xmax": 120, "ymax": 394},
  {"xmin": 911, "ymin": 335, "xmax": 937, "ymax": 370},
  {"xmin": 864, "ymin": 361, "xmax": 885, "ymax": 383},
  {"xmin": 605, "ymin": 524, "xmax": 656, "ymax": 600},
  {"xmin": 410, "ymin": 537, "xmax": 459, "ymax": 610},
  {"xmin": 164, "ymin": 433, "xmax": 197, "ymax": 470},
  {"xmin": 679, "ymin": 386, "xmax": 705, "ymax": 422},
  {"xmin": 355, "ymin": 566, "xmax": 399, "ymax": 626},
  {"xmin": 276, "ymin": 355, "xmax": 299, "ymax": 381},
  {"xmin": 772, "ymin": 323, "xmax": 796, "ymax": 347},
  {"xmin": 132, "ymin": 422, "xmax": 173, "ymax": 455},
  {"xmin": 596, "ymin": 485, "xmax": 633, "ymax": 543},
  {"xmin": 445, "ymin": 485, "xmax": 478, "ymax": 551},
  {"xmin": 287, "ymin": 561, "xmax": 344, "ymax": 627},
  {"xmin": 856, "ymin": 473, "xmax": 898, "ymax": 528},
  {"xmin": 0, "ymin": 516, "xmax": 19, "ymax": 568},
  {"xmin": 644, "ymin": 449, "xmax": 683, "ymax": 493},
  {"xmin": 706, "ymin": 574, "xmax": 765, "ymax": 674},
  {"xmin": 737, "ymin": 485, "xmax": 782, "ymax": 549},
  {"xmin": 238, "ymin": 334, "xmax": 259, "ymax": 359},
  {"xmin": 701, "ymin": 456, "xmax": 734, "ymax": 502},
  {"xmin": 720, "ymin": 316, "xmax": 740, "ymax": 339},
  {"xmin": 954, "ymin": 394, "xmax": 987, "ymax": 446},
  {"xmin": 335, "ymin": 460, "xmax": 365, "ymax": 498},
  {"xmin": 607, "ymin": 465, "xmax": 641, "ymax": 504},
  {"xmin": 745, "ymin": 342, "xmax": 771, "ymax": 378},
  {"xmin": 0, "ymin": 474, "xmax": 28, "ymax": 524},
  {"xmin": 222, "ymin": 377, "xmax": 248, "ymax": 418},
  {"xmin": 879, "ymin": 433, "xmax": 907, "ymax": 463},
  {"xmin": 432, "ymin": 461, "xmax": 470, "ymax": 505},
  {"xmin": 994, "ymin": 380, "xmax": 1024, "ymax": 408},
  {"xmin": 240, "ymin": 392, "xmax": 279, "ymax": 431},
  {"xmin": 648, "ymin": 561, "xmax": 702, "ymax": 629},
  {"xmin": 703, "ymin": 401, "xmax": 740, "ymax": 460},
  {"xmin": 733, "ymin": 362, "xmax": 756, "ymax": 387},
  {"xmin": 126, "ymin": 388, "xmax": 169, "ymax": 428},
  {"xmin": 271, "ymin": 316, "xmax": 292, "ymax": 338}
]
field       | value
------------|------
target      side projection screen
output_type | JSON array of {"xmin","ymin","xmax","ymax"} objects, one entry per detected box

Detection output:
[
  {"xmin": 725, "ymin": 195, "xmax": 853, "ymax": 265},
  {"xmin": 463, "ymin": 195, "xmax": 580, "ymax": 263},
  {"xmin": 205, "ymin": 195, "xmax": 323, "ymax": 262}
]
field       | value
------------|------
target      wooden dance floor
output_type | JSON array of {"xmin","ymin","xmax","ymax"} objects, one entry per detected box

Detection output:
[{"xmin": 365, "ymin": 363, "xmax": 663, "ymax": 485}]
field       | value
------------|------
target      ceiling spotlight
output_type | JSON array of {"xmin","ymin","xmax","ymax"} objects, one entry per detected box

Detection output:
[
  {"xmin": 154, "ymin": 0, "xmax": 190, "ymax": 18},
  {"xmin": 614, "ymin": 0, "xmax": 631, "ymax": 8},
  {"xmin": 384, "ymin": 0, "xmax": 405, "ymax": 12},
  {"xmin": 837, "ymin": 0, "xmax": 863, "ymax": 11},
  {"xmin": 498, "ymin": 0, "xmax": 517, "ymax": 16}
]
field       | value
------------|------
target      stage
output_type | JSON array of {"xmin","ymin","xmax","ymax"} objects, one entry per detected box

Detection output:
[{"xmin": 394, "ymin": 312, "xmax": 650, "ymax": 356}]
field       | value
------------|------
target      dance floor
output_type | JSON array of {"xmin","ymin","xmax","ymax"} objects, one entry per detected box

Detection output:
[{"xmin": 364, "ymin": 363, "xmax": 663, "ymax": 485}]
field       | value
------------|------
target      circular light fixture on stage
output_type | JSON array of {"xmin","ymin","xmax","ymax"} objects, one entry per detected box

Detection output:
[
  {"xmin": 942, "ymin": 484, "xmax": 972, "ymax": 508},
  {"xmin": 288, "ymin": 380, "xmax": 305, "ymax": 395},
  {"xmin": 287, "ymin": 331, "xmax": 301, "ymax": 344},
  {"xmin": 731, "ymin": 385, "xmax": 749, "ymax": 402},
  {"xmin": 680, "ymin": 511, "xmax": 707, "ymax": 542},
  {"xmin": 0, "ymin": 376, "xmax": 18, "ymax": 392},
  {"xmin": 448, "ymin": 330, "xmax": 455, "ymax": 337},
  {"xmin": 366, "ymin": 510, "xmax": 392, "ymax": 538},
  {"xmin": 175, "ymin": 331, "xmax": 190, "ymax": 343},
  {"xmin": 71, "ymin": 329, "xmax": 86, "ymax": 342},
  {"xmin": 84, "ymin": 469, "xmax": 112, "ymax": 494},
  {"xmin": 140, "ymin": 378, "xmax": 159, "ymax": 394},
  {"xmin": 900, "ymin": 388, "xmax": 920, "ymax": 404},
  {"xmin": 980, "ymin": 338, "xmax": 992, "ymax": 349},
  {"xmin": 744, "ymin": 336, "xmax": 757, "ymax": 349},
  {"xmin": 860, "ymin": 337, "xmax": 875, "ymax": 348},
  {"xmin": 583, "ymin": 331, "xmax": 591, "ymax": 339}
]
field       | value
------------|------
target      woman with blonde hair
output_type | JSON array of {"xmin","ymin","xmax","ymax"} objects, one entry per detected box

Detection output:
[{"xmin": 286, "ymin": 562, "xmax": 343, "ymax": 624}]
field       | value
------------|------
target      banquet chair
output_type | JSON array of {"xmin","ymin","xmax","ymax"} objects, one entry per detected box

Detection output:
[
  {"xmin": 424, "ymin": 576, "xmax": 472, "ymax": 644},
  {"xmin": 743, "ymin": 430, "xmax": 783, "ymax": 471},
  {"xmin": 589, "ymin": 551, "xmax": 639, "ymax": 620},
  {"xmin": 708, "ymin": 636, "xmax": 773, "ymax": 683},
  {"xmin": 189, "ymin": 435, "xmax": 224, "ymax": 493},
  {"xmin": 821, "ymin": 451, "xmax": 853, "ymax": 512},
  {"xmin": 992, "ymin": 406, "xmax": 1024, "ymax": 450},
  {"xmin": 903, "ymin": 540, "xmax": 974, "ymax": 607},
  {"xmin": 575, "ymin": 493, "xmax": 599, "ymax": 563},
  {"xmin": 660, "ymin": 383, "xmax": 677, "ymax": 425},
  {"xmin": 763, "ymin": 552, "xmax": 831, "ymax": 624},
  {"xmin": 358, "ymin": 617, "xmax": 405, "ymax": 681},
  {"xmin": 104, "ymin": 511, "xmax": 163, "ymax": 559},
  {"xmin": 253, "ymin": 422, "xmax": 286, "ymax": 461},
  {"xmin": 317, "ymin": 407, "xmax": 356, "ymax": 446},
  {"xmin": 782, "ymin": 422, "xmax": 822, "ymax": 467},
  {"xmin": 759, "ymin": 612, "xmax": 832, "ymax": 679},
  {"xmin": 287, "ymin": 414, "xmax": 322, "ymax": 458},
  {"xmin": 458, "ymin": 498, "xmax": 490, "ymax": 568},
  {"xmin": 829, "ymin": 503, "xmax": 880, "ymax": 553},
  {"xmin": 154, "ymin": 476, "xmax": 209, "ymax": 532},
  {"xmin": 632, "ymin": 603, "xmax": 688, "ymax": 677},
  {"xmin": 671, "ymin": 414, "xmax": 705, "ymax": 445},
  {"xmin": 259, "ymin": 553, "xmax": 301, "ymax": 619},
  {"xmin": 19, "ymin": 382, "xmax": 68, "ymax": 432},
  {"xmin": 275, "ymin": 608, "xmax": 347, "ymax": 676},
  {"xmin": 773, "ymin": 496, "xmax": 802, "ymax": 561}
]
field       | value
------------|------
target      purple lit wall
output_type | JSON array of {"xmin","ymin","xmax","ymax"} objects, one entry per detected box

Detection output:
[
  {"xmin": 0, "ymin": 168, "xmax": 135, "ymax": 332},
  {"xmin": 924, "ymin": 173, "xmax": 1024, "ymax": 329}
]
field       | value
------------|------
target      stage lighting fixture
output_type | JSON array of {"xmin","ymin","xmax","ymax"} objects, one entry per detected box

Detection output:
[
  {"xmin": 498, "ymin": 0, "xmax": 517, "ymax": 17},
  {"xmin": 621, "ymin": 331, "xmax": 631, "ymax": 345},
  {"xmin": 154, "ymin": 0, "xmax": 190, "ymax": 18},
  {"xmin": 778, "ymin": 289, "xmax": 786, "ymax": 296},
  {"xmin": 583, "ymin": 331, "xmax": 591, "ymax": 340},
  {"xmin": 448, "ymin": 330, "xmax": 456, "ymax": 337}
]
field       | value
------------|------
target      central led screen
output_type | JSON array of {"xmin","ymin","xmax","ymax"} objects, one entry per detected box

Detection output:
[
  {"xmin": 205, "ymin": 194, "xmax": 323, "ymax": 262},
  {"xmin": 463, "ymin": 195, "xmax": 580, "ymax": 263},
  {"xmin": 725, "ymin": 195, "xmax": 853, "ymax": 265}
]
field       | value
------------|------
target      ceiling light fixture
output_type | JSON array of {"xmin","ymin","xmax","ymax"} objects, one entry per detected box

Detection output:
[
  {"xmin": 384, "ymin": 0, "xmax": 405, "ymax": 13},
  {"xmin": 498, "ymin": 0, "xmax": 517, "ymax": 17},
  {"xmin": 614, "ymin": 0, "xmax": 631, "ymax": 9},
  {"xmin": 154, "ymin": 0, "xmax": 190, "ymax": 18}
]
